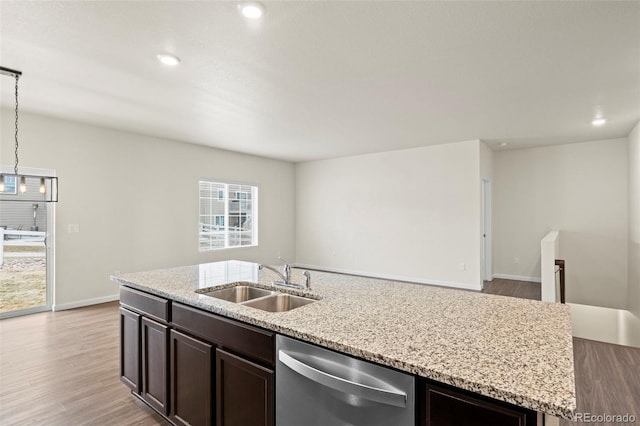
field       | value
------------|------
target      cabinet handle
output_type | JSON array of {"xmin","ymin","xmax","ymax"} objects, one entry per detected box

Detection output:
[{"xmin": 278, "ymin": 350, "xmax": 407, "ymax": 407}]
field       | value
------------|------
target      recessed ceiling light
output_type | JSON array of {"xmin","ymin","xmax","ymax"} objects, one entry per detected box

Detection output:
[
  {"xmin": 239, "ymin": 2, "xmax": 265, "ymax": 19},
  {"xmin": 499, "ymin": 142, "xmax": 509, "ymax": 147},
  {"xmin": 156, "ymin": 53, "xmax": 181, "ymax": 67},
  {"xmin": 592, "ymin": 117, "xmax": 607, "ymax": 126}
]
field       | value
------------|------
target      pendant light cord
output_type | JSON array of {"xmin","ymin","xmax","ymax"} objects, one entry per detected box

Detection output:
[
  {"xmin": 14, "ymin": 74, "xmax": 19, "ymax": 175},
  {"xmin": 0, "ymin": 66, "xmax": 58, "ymax": 201}
]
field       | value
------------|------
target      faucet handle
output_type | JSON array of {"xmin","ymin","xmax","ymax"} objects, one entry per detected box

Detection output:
[{"xmin": 303, "ymin": 270, "xmax": 311, "ymax": 290}]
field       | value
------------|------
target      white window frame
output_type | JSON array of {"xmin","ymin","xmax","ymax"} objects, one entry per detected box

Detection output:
[{"xmin": 199, "ymin": 180, "xmax": 258, "ymax": 251}]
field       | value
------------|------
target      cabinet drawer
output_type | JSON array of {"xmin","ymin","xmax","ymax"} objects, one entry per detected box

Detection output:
[
  {"xmin": 172, "ymin": 302, "xmax": 274, "ymax": 366},
  {"xmin": 423, "ymin": 382, "xmax": 536, "ymax": 426},
  {"xmin": 120, "ymin": 286, "xmax": 170, "ymax": 323}
]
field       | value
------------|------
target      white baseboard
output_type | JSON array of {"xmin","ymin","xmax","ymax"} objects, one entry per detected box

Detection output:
[
  {"xmin": 492, "ymin": 274, "xmax": 541, "ymax": 283},
  {"xmin": 294, "ymin": 263, "xmax": 483, "ymax": 291},
  {"xmin": 0, "ymin": 305, "xmax": 50, "ymax": 320},
  {"xmin": 52, "ymin": 294, "xmax": 119, "ymax": 312}
]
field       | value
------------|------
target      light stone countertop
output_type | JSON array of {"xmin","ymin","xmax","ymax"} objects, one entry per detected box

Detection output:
[{"xmin": 112, "ymin": 260, "xmax": 576, "ymax": 420}]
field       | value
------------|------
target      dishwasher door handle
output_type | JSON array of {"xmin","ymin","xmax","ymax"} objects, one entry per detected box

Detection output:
[{"xmin": 278, "ymin": 350, "xmax": 407, "ymax": 407}]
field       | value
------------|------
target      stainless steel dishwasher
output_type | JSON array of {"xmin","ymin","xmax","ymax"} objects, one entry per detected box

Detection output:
[{"xmin": 276, "ymin": 335, "xmax": 415, "ymax": 426}]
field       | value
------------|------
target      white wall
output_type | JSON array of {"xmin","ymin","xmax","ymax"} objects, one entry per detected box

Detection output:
[
  {"xmin": 479, "ymin": 141, "xmax": 493, "ymax": 183},
  {"xmin": 295, "ymin": 140, "xmax": 483, "ymax": 290},
  {"xmin": 570, "ymin": 303, "xmax": 640, "ymax": 348},
  {"xmin": 629, "ymin": 122, "xmax": 640, "ymax": 317},
  {"xmin": 0, "ymin": 110, "xmax": 296, "ymax": 309},
  {"xmin": 540, "ymin": 230, "xmax": 560, "ymax": 302},
  {"xmin": 479, "ymin": 141, "xmax": 493, "ymax": 282},
  {"xmin": 493, "ymin": 138, "xmax": 629, "ymax": 309}
]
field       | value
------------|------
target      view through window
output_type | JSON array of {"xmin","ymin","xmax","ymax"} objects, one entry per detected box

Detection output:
[
  {"xmin": 0, "ymin": 200, "xmax": 48, "ymax": 315},
  {"xmin": 199, "ymin": 181, "xmax": 258, "ymax": 251}
]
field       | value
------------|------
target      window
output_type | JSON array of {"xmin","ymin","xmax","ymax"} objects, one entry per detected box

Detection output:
[
  {"xmin": 199, "ymin": 180, "xmax": 258, "ymax": 251},
  {"xmin": 234, "ymin": 190, "xmax": 250, "ymax": 210},
  {"xmin": 0, "ymin": 175, "xmax": 17, "ymax": 194}
]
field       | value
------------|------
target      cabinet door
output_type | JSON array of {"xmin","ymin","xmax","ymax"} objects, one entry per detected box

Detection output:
[
  {"xmin": 424, "ymin": 383, "xmax": 534, "ymax": 426},
  {"xmin": 141, "ymin": 317, "xmax": 169, "ymax": 415},
  {"xmin": 170, "ymin": 329, "xmax": 213, "ymax": 426},
  {"xmin": 119, "ymin": 307, "xmax": 140, "ymax": 393},
  {"xmin": 216, "ymin": 348, "xmax": 274, "ymax": 426}
]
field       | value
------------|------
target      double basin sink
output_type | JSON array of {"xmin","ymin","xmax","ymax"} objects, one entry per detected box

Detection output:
[{"xmin": 197, "ymin": 285, "xmax": 317, "ymax": 312}]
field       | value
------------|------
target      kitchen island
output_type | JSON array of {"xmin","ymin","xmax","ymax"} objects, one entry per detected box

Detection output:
[{"xmin": 112, "ymin": 260, "xmax": 576, "ymax": 425}]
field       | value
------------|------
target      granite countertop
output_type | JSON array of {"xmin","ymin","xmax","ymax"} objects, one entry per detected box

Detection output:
[{"xmin": 112, "ymin": 260, "xmax": 576, "ymax": 420}]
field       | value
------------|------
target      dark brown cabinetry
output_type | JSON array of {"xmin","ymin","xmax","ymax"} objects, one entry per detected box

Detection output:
[
  {"xmin": 119, "ymin": 287, "xmax": 171, "ymax": 417},
  {"xmin": 170, "ymin": 329, "xmax": 213, "ymax": 426},
  {"xmin": 120, "ymin": 286, "xmax": 170, "ymax": 323},
  {"xmin": 216, "ymin": 348, "xmax": 273, "ymax": 426},
  {"xmin": 172, "ymin": 302, "xmax": 275, "ymax": 426},
  {"xmin": 422, "ymin": 382, "xmax": 536, "ymax": 426},
  {"xmin": 172, "ymin": 302, "xmax": 274, "ymax": 366},
  {"xmin": 141, "ymin": 317, "xmax": 169, "ymax": 415},
  {"xmin": 120, "ymin": 285, "xmax": 539, "ymax": 426},
  {"xmin": 119, "ymin": 307, "xmax": 140, "ymax": 393},
  {"xmin": 119, "ymin": 287, "xmax": 275, "ymax": 426}
]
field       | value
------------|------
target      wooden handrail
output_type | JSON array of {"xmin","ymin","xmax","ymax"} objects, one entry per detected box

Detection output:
[{"xmin": 555, "ymin": 259, "xmax": 566, "ymax": 304}]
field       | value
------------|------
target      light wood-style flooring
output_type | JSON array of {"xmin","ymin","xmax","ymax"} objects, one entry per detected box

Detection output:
[
  {"xmin": 1, "ymin": 282, "xmax": 638, "ymax": 425},
  {"xmin": 0, "ymin": 301, "xmax": 167, "ymax": 425},
  {"xmin": 483, "ymin": 278, "xmax": 640, "ymax": 425},
  {"xmin": 565, "ymin": 338, "xmax": 640, "ymax": 426},
  {"xmin": 482, "ymin": 278, "xmax": 541, "ymax": 300}
]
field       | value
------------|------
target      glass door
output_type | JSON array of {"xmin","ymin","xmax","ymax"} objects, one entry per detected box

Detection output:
[{"xmin": 0, "ymin": 200, "xmax": 51, "ymax": 318}]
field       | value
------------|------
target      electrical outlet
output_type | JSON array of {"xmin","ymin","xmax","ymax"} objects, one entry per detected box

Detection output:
[
  {"xmin": 67, "ymin": 224, "xmax": 79, "ymax": 233},
  {"xmin": 459, "ymin": 262, "xmax": 466, "ymax": 271},
  {"xmin": 514, "ymin": 257, "xmax": 520, "ymax": 264}
]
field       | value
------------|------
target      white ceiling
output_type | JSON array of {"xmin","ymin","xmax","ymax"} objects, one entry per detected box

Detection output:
[{"xmin": 1, "ymin": 1, "xmax": 638, "ymax": 162}]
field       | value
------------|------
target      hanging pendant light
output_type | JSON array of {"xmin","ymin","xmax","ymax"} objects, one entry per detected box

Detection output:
[{"xmin": 0, "ymin": 66, "xmax": 58, "ymax": 202}]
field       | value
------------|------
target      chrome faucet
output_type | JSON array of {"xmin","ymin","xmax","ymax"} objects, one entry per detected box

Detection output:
[
  {"xmin": 303, "ymin": 270, "xmax": 311, "ymax": 291},
  {"xmin": 258, "ymin": 257, "xmax": 311, "ymax": 291},
  {"xmin": 259, "ymin": 256, "xmax": 291, "ymax": 285},
  {"xmin": 259, "ymin": 264, "xmax": 289, "ymax": 285}
]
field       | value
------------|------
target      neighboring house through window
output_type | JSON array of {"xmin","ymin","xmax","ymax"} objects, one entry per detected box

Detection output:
[
  {"xmin": 0, "ymin": 175, "xmax": 17, "ymax": 194},
  {"xmin": 199, "ymin": 180, "xmax": 258, "ymax": 251}
]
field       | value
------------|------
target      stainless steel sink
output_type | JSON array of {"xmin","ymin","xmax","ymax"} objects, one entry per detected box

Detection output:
[
  {"xmin": 198, "ymin": 284, "xmax": 318, "ymax": 312},
  {"xmin": 200, "ymin": 286, "xmax": 275, "ymax": 303},
  {"xmin": 242, "ymin": 294, "xmax": 315, "ymax": 312}
]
